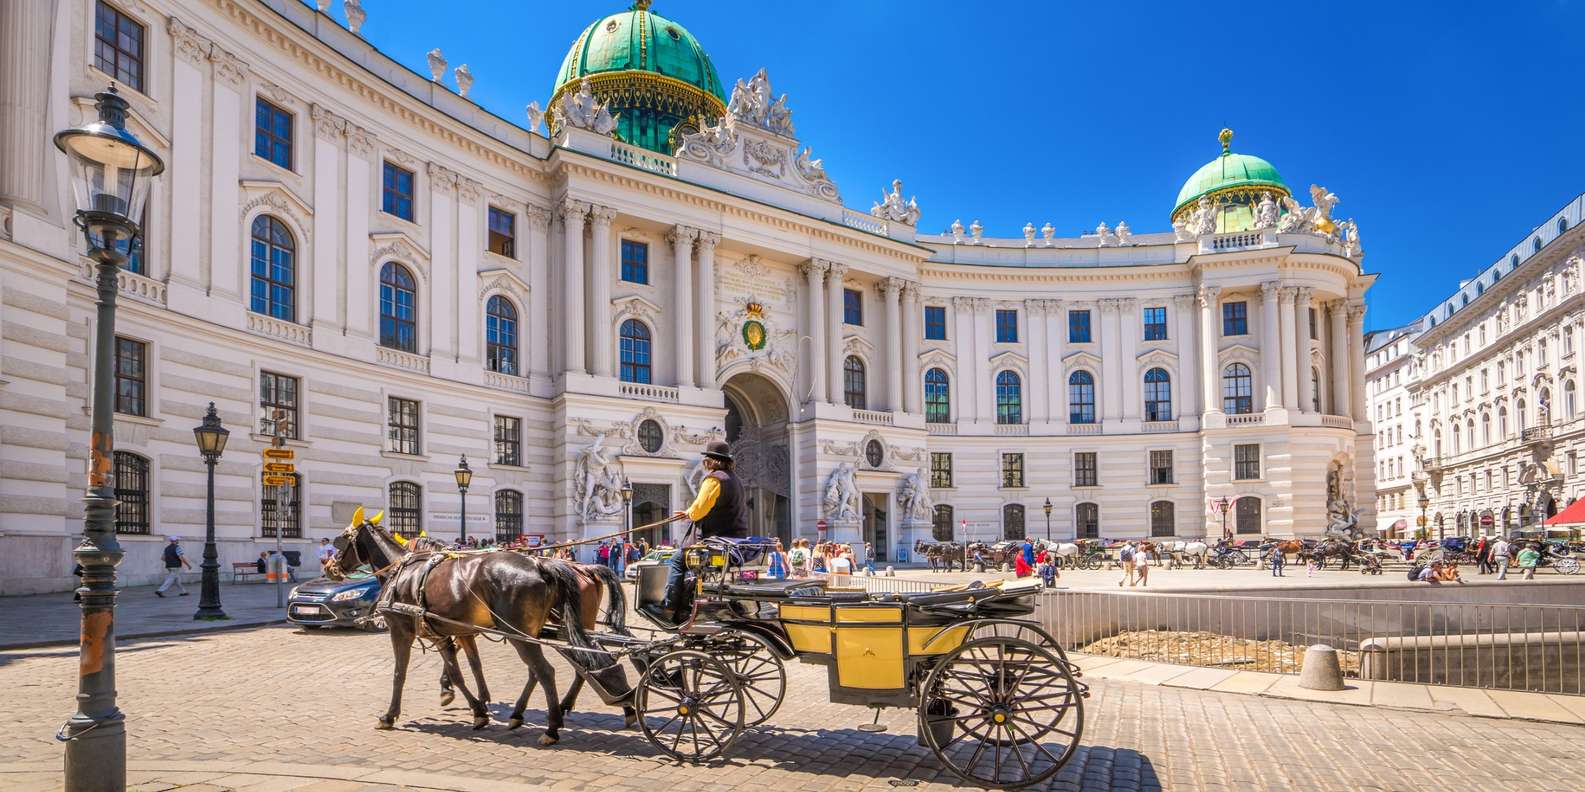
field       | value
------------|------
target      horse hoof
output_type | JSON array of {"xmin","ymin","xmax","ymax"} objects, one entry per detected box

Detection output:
[
  {"xmin": 508, "ymin": 717, "xmax": 524, "ymax": 730},
  {"xmin": 624, "ymin": 713, "xmax": 638, "ymax": 729},
  {"xmin": 538, "ymin": 733, "xmax": 559, "ymax": 747},
  {"xmin": 376, "ymin": 718, "xmax": 394, "ymax": 731},
  {"xmin": 472, "ymin": 716, "xmax": 489, "ymax": 730},
  {"xmin": 440, "ymin": 690, "xmax": 456, "ymax": 707}
]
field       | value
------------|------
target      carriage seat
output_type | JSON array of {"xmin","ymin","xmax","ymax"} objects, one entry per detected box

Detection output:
[{"xmin": 714, "ymin": 578, "xmax": 830, "ymax": 599}]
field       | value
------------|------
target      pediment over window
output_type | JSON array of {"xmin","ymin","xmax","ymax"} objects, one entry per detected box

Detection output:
[
  {"xmin": 1220, "ymin": 342, "xmax": 1260, "ymax": 359},
  {"xmin": 479, "ymin": 268, "xmax": 531, "ymax": 305},
  {"xmin": 843, "ymin": 334, "xmax": 876, "ymax": 356},
  {"xmin": 988, "ymin": 350, "xmax": 1029, "ymax": 371},
  {"xmin": 240, "ymin": 181, "xmax": 314, "ymax": 247},
  {"xmin": 1136, "ymin": 348, "xmax": 1178, "ymax": 367},
  {"xmin": 919, "ymin": 347, "xmax": 956, "ymax": 369},
  {"xmin": 612, "ymin": 294, "xmax": 664, "ymax": 323},
  {"xmin": 1061, "ymin": 349, "xmax": 1102, "ymax": 369},
  {"xmin": 370, "ymin": 230, "xmax": 431, "ymax": 281}
]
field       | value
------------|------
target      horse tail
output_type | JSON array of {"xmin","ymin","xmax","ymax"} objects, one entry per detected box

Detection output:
[
  {"xmin": 538, "ymin": 559, "xmax": 610, "ymax": 670},
  {"xmin": 582, "ymin": 563, "xmax": 629, "ymax": 636}
]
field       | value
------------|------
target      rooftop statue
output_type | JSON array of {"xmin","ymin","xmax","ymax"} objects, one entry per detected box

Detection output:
[
  {"xmin": 426, "ymin": 48, "xmax": 446, "ymax": 83},
  {"xmin": 727, "ymin": 68, "xmax": 795, "ymax": 137},
  {"xmin": 1254, "ymin": 191, "xmax": 1279, "ymax": 229},
  {"xmin": 553, "ymin": 78, "xmax": 618, "ymax": 137},
  {"xmin": 871, "ymin": 179, "xmax": 921, "ymax": 227}
]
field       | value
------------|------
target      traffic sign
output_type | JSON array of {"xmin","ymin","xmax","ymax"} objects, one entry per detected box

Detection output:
[
  {"xmin": 816, "ymin": 519, "xmax": 828, "ymax": 532},
  {"xmin": 262, "ymin": 448, "xmax": 295, "ymax": 459},
  {"xmin": 262, "ymin": 475, "xmax": 294, "ymax": 487},
  {"xmin": 262, "ymin": 462, "xmax": 295, "ymax": 474}
]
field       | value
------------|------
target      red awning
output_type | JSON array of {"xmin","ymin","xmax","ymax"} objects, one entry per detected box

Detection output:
[{"xmin": 1545, "ymin": 498, "xmax": 1585, "ymax": 526}]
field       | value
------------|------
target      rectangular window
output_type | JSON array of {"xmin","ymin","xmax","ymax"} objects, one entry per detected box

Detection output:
[
  {"xmin": 253, "ymin": 98, "xmax": 293, "ymax": 170},
  {"xmin": 1000, "ymin": 453, "xmax": 1025, "ymax": 488},
  {"xmin": 844, "ymin": 288, "xmax": 863, "ymax": 325},
  {"xmin": 995, "ymin": 309, "xmax": 1019, "ymax": 343},
  {"xmin": 113, "ymin": 336, "xmax": 146, "ymax": 416},
  {"xmin": 382, "ymin": 161, "xmax": 415, "ymax": 221},
  {"xmin": 1142, "ymin": 306, "xmax": 1168, "ymax": 341},
  {"xmin": 1068, "ymin": 309, "xmax": 1092, "ymax": 343},
  {"xmin": 1309, "ymin": 307, "xmax": 1317, "ymax": 339},
  {"xmin": 620, "ymin": 239, "xmax": 649, "ymax": 284},
  {"xmin": 113, "ymin": 451, "xmax": 150, "ymax": 534},
  {"xmin": 258, "ymin": 372, "xmax": 299, "ymax": 439},
  {"xmin": 388, "ymin": 397, "xmax": 420, "ymax": 455},
  {"xmin": 1233, "ymin": 443, "xmax": 1261, "ymax": 480},
  {"xmin": 924, "ymin": 305, "xmax": 947, "ymax": 340},
  {"xmin": 1074, "ymin": 452, "xmax": 1098, "ymax": 487},
  {"xmin": 487, "ymin": 207, "xmax": 516, "ymax": 258},
  {"xmin": 1222, "ymin": 301, "xmax": 1248, "ymax": 336},
  {"xmin": 930, "ymin": 452, "xmax": 953, "ymax": 488},
  {"xmin": 94, "ymin": 2, "xmax": 144, "ymax": 92},
  {"xmin": 494, "ymin": 415, "xmax": 522, "ymax": 467},
  {"xmin": 260, "ymin": 474, "xmax": 302, "ymax": 538},
  {"xmin": 1149, "ymin": 450, "xmax": 1173, "ymax": 485}
]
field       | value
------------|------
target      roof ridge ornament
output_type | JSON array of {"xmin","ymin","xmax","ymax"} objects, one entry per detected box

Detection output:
[
  {"xmin": 1219, "ymin": 127, "xmax": 1233, "ymax": 154},
  {"xmin": 870, "ymin": 179, "xmax": 921, "ymax": 227}
]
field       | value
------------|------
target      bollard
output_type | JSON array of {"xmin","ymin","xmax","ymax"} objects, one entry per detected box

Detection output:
[{"xmin": 1298, "ymin": 644, "xmax": 1346, "ymax": 691}]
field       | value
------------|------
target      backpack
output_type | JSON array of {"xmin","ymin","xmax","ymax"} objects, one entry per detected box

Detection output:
[
  {"xmin": 789, "ymin": 548, "xmax": 807, "ymax": 566},
  {"xmin": 1407, "ymin": 563, "xmax": 1423, "ymax": 581},
  {"xmin": 1119, "ymin": 546, "xmax": 1134, "ymax": 562}
]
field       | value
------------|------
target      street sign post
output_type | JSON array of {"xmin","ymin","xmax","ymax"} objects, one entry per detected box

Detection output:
[
  {"xmin": 262, "ymin": 448, "xmax": 294, "ymax": 460},
  {"xmin": 261, "ymin": 475, "xmax": 293, "ymax": 487},
  {"xmin": 262, "ymin": 462, "xmax": 294, "ymax": 474}
]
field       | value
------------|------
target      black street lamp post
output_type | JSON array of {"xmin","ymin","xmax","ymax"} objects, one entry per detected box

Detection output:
[
  {"xmin": 621, "ymin": 477, "xmax": 634, "ymax": 545},
  {"xmin": 1213, "ymin": 496, "xmax": 1232, "ymax": 541},
  {"xmin": 1042, "ymin": 497, "xmax": 1053, "ymax": 542},
  {"xmin": 193, "ymin": 403, "xmax": 230, "ymax": 620},
  {"xmin": 454, "ymin": 455, "xmax": 472, "ymax": 544},
  {"xmin": 55, "ymin": 85, "xmax": 165, "ymax": 792}
]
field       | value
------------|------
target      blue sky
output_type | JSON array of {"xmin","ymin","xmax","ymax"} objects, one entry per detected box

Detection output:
[{"xmin": 327, "ymin": 0, "xmax": 1585, "ymax": 331}]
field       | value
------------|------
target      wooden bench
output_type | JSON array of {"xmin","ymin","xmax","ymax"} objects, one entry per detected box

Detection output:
[{"xmin": 231, "ymin": 562, "xmax": 264, "ymax": 583}]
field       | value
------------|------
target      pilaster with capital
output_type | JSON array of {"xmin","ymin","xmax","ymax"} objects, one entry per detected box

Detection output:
[
  {"xmin": 1171, "ymin": 293, "xmax": 1199, "ymax": 416},
  {"xmin": 1118, "ymin": 298, "xmax": 1141, "ymax": 421},
  {"xmin": 1098, "ymin": 299, "xmax": 1123, "ymax": 422},
  {"xmin": 1278, "ymin": 287, "xmax": 1299, "ymax": 411},
  {"xmin": 1293, "ymin": 287, "xmax": 1315, "ymax": 413},
  {"xmin": 695, "ymin": 231, "xmax": 720, "ymax": 388},
  {"xmin": 1327, "ymin": 299, "xmax": 1349, "ymax": 417},
  {"xmin": 587, "ymin": 206, "xmax": 618, "ymax": 377},
  {"xmin": 164, "ymin": 18, "xmax": 207, "ymax": 291},
  {"xmin": 668, "ymin": 225, "xmax": 698, "ymax": 387},
  {"xmin": 527, "ymin": 204, "xmax": 552, "ymax": 378},
  {"xmin": 825, "ymin": 263, "xmax": 849, "ymax": 405},
  {"xmin": 800, "ymin": 259, "xmax": 829, "ymax": 404},
  {"xmin": 206, "ymin": 46, "xmax": 248, "ymax": 300},
  {"xmin": 882, "ymin": 278, "xmax": 905, "ymax": 411},
  {"xmin": 1259, "ymin": 282, "xmax": 1282, "ymax": 411},
  {"xmin": 309, "ymin": 106, "xmax": 343, "ymax": 337},
  {"xmin": 558, "ymin": 199, "xmax": 591, "ymax": 375},
  {"xmin": 1197, "ymin": 286, "xmax": 1223, "ymax": 416},
  {"xmin": 1347, "ymin": 301, "xmax": 1368, "ymax": 420},
  {"xmin": 428, "ymin": 164, "xmax": 459, "ymax": 361},
  {"xmin": 901, "ymin": 283, "xmax": 923, "ymax": 414},
  {"xmin": 1040, "ymin": 299, "xmax": 1066, "ymax": 422}
]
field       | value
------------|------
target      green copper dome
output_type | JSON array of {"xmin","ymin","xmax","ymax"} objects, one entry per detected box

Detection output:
[
  {"xmin": 1170, "ymin": 129, "xmax": 1291, "ymax": 233},
  {"xmin": 551, "ymin": 2, "xmax": 726, "ymax": 154}
]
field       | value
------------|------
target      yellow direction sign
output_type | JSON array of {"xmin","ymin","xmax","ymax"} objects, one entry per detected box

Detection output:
[
  {"xmin": 1416, "ymin": 515, "xmax": 1427, "ymax": 527},
  {"xmin": 262, "ymin": 462, "xmax": 295, "ymax": 474},
  {"xmin": 262, "ymin": 448, "xmax": 295, "ymax": 460},
  {"xmin": 261, "ymin": 475, "xmax": 294, "ymax": 487}
]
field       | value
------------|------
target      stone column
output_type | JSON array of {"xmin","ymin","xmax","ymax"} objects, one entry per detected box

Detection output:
[
  {"xmin": 883, "ymin": 278, "xmax": 904, "ymax": 411},
  {"xmin": 1027, "ymin": 299, "xmax": 1048, "ymax": 423},
  {"xmin": 527, "ymin": 205, "xmax": 552, "ymax": 379},
  {"xmin": 0, "ymin": 0, "xmax": 52, "ymax": 219},
  {"xmin": 1329, "ymin": 300, "xmax": 1349, "ymax": 417},
  {"xmin": 695, "ymin": 231, "xmax": 719, "ymax": 388},
  {"xmin": 166, "ymin": 20, "xmax": 210, "ymax": 291},
  {"xmin": 208, "ymin": 48, "xmax": 248, "ymax": 300},
  {"xmin": 1198, "ymin": 286, "xmax": 1223, "ymax": 417},
  {"xmin": 1046, "ymin": 299, "xmax": 1065, "ymax": 422},
  {"xmin": 1100, "ymin": 299, "xmax": 1123, "ymax": 422},
  {"xmin": 343, "ymin": 128, "xmax": 374, "ymax": 338},
  {"xmin": 825, "ymin": 263, "xmax": 848, "ymax": 405},
  {"xmin": 800, "ymin": 259, "xmax": 828, "ymax": 405},
  {"xmin": 587, "ymin": 206, "xmax": 618, "ymax": 376},
  {"xmin": 952, "ymin": 296, "xmax": 978, "ymax": 420},
  {"xmin": 1278, "ymin": 287, "xmax": 1299, "ymax": 411},
  {"xmin": 1260, "ymin": 282, "xmax": 1282, "ymax": 411},
  {"xmin": 308, "ymin": 106, "xmax": 345, "ymax": 337},
  {"xmin": 1119, "ymin": 298, "xmax": 1140, "ymax": 421},
  {"xmin": 1294, "ymin": 287, "xmax": 1315, "ymax": 413},
  {"xmin": 455, "ymin": 179, "xmax": 483, "ymax": 364},
  {"xmin": 427, "ymin": 165, "xmax": 457, "ymax": 359},
  {"xmin": 1173, "ymin": 293, "xmax": 1199, "ymax": 416},
  {"xmin": 668, "ymin": 225, "xmax": 697, "ymax": 388},
  {"xmin": 559, "ymin": 199, "xmax": 590, "ymax": 376},
  {"xmin": 901, "ymin": 283, "xmax": 922, "ymax": 414},
  {"xmin": 1348, "ymin": 301, "xmax": 1368, "ymax": 420}
]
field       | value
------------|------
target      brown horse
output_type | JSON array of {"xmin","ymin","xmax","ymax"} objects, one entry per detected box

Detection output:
[
  {"xmin": 326, "ymin": 510, "xmax": 628, "ymax": 745},
  {"xmin": 1264, "ymin": 538, "xmax": 1306, "ymax": 563}
]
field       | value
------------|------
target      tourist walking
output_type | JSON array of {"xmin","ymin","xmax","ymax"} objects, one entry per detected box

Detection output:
[
  {"xmin": 1269, "ymin": 546, "xmax": 1285, "ymax": 577},
  {"xmin": 1518, "ymin": 543, "xmax": 1541, "ymax": 580},
  {"xmin": 1117, "ymin": 542, "xmax": 1137, "ymax": 587},
  {"xmin": 1135, "ymin": 549, "xmax": 1151, "ymax": 587},
  {"xmin": 863, "ymin": 542, "xmax": 876, "ymax": 575},
  {"xmin": 155, "ymin": 536, "xmax": 190, "ymax": 597},
  {"xmin": 789, "ymin": 539, "xmax": 809, "ymax": 578},
  {"xmin": 1474, "ymin": 535, "xmax": 1492, "ymax": 575},
  {"xmin": 767, "ymin": 539, "xmax": 787, "ymax": 580},
  {"xmin": 1493, "ymin": 536, "xmax": 1512, "ymax": 580}
]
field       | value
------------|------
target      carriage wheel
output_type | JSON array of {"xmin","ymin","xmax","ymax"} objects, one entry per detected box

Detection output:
[
  {"xmin": 919, "ymin": 636, "xmax": 1083, "ymax": 789},
  {"xmin": 635, "ymin": 649, "xmax": 745, "ymax": 763},
  {"xmin": 1082, "ymin": 556, "xmax": 1102, "ymax": 571},
  {"xmin": 700, "ymin": 631, "xmax": 786, "ymax": 726},
  {"xmin": 1556, "ymin": 557, "xmax": 1581, "ymax": 575}
]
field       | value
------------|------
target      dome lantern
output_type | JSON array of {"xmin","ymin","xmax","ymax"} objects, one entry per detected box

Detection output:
[{"xmin": 1171, "ymin": 128, "xmax": 1290, "ymax": 234}]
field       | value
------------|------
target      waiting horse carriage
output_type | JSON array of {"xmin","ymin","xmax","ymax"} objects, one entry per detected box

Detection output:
[{"xmin": 331, "ymin": 513, "xmax": 1087, "ymax": 789}]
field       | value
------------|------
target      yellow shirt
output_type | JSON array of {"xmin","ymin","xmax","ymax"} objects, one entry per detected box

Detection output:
[{"xmin": 684, "ymin": 476, "xmax": 721, "ymax": 522}]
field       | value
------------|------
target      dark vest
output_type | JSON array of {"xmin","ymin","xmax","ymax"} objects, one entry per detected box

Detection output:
[
  {"xmin": 697, "ymin": 469, "xmax": 748, "ymax": 539},
  {"xmin": 163, "ymin": 543, "xmax": 182, "ymax": 568}
]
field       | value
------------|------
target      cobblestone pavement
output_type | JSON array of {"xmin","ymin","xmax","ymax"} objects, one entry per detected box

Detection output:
[
  {"xmin": 0, "ymin": 581, "xmax": 294, "ymax": 649},
  {"xmin": 5, "ymin": 626, "xmax": 1584, "ymax": 792}
]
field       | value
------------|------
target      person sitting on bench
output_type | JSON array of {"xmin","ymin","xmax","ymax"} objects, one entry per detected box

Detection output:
[{"xmin": 662, "ymin": 440, "xmax": 747, "ymax": 620}]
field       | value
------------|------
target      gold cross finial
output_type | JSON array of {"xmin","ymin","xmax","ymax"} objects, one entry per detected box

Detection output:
[{"xmin": 1219, "ymin": 128, "xmax": 1233, "ymax": 153}]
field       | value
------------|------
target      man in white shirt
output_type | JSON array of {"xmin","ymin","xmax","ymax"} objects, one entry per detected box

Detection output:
[
  {"xmin": 1491, "ymin": 537, "xmax": 1512, "ymax": 580},
  {"xmin": 316, "ymin": 537, "xmax": 336, "ymax": 568}
]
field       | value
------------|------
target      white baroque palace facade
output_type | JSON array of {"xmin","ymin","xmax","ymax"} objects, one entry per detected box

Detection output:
[
  {"xmin": 0, "ymin": 0, "xmax": 1375, "ymax": 593},
  {"xmin": 1385, "ymin": 193, "xmax": 1585, "ymax": 539}
]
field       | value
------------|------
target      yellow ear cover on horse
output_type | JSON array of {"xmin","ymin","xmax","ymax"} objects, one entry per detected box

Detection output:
[
  {"xmin": 351, "ymin": 505, "xmax": 365, "ymax": 527},
  {"xmin": 392, "ymin": 532, "xmax": 409, "ymax": 547},
  {"xmin": 370, "ymin": 510, "xmax": 385, "ymax": 526}
]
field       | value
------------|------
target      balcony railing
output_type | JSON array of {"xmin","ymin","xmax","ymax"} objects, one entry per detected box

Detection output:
[
  {"xmin": 1067, "ymin": 422, "xmax": 1102, "ymax": 435},
  {"xmin": 376, "ymin": 346, "xmax": 429, "ymax": 373},
  {"xmin": 1321, "ymin": 414, "xmax": 1353, "ymax": 429},
  {"xmin": 852, "ymin": 409, "xmax": 893, "ymax": 426},
  {"xmin": 484, "ymin": 370, "xmax": 530, "ymax": 394},
  {"xmin": 246, "ymin": 311, "xmax": 312, "ymax": 346},
  {"xmin": 841, "ymin": 208, "xmax": 888, "ymax": 236},
  {"xmin": 609, "ymin": 140, "xmax": 676, "ymax": 176},
  {"xmin": 926, "ymin": 422, "xmax": 957, "ymax": 436},
  {"xmin": 1227, "ymin": 412, "xmax": 1266, "ymax": 426},
  {"xmin": 619, "ymin": 382, "xmax": 679, "ymax": 403},
  {"xmin": 81, "ymin": 260, "xmax": 166, "ymax": 304},
  {"xmin": 1522, "ymin": 425, "xmax": 1553, "ymax": 444},
  {"xmin": 1141, "ymin": 420, "xmax": 1179, "ymax": 433},
  {"xmin": 994, "ymin": 423, "xmax": 1029, "ymax": 436}
]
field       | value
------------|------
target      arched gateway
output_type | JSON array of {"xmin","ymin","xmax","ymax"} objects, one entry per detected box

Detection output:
[{"xmin": 721, "ymin": 372, "xmax": 792, "ymax": 544}]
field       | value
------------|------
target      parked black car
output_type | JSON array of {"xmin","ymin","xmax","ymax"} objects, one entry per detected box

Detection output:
[{"xmin": 286, "ymin": 571, "xmax": 383, "ymax": 630}]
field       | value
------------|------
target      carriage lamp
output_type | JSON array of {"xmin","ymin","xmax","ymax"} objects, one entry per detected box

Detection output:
[
  {"xmin": 57, "ymin": 84, "xmax": 165, "ymax": 792},
  {"xmin": 454, "ymin": 455, "xmax": 472, "ymax": 544},
  {"xmin": 192, "ymin": 403, "xmax": 230, "ymax": 622}
]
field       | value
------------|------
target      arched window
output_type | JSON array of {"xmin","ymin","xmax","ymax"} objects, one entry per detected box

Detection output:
[
  {"xmin": 379, "ymin": 262, "xmax": 417, "ymax": 352},
  {"xmin": 924, "ymin": 368, "xmax": 950, "ymax": 423},
  {"xmin": 485, "ymin": 295, "xmax": 518, "ymax": 375},
  {"xmin": 1221, "ymin": 363, "xmax": 1253, "ymax": 414},
  {"xmin": 1234, "ymin": 496, "xmax": 1261, "ymax": 534},
  {"xmin": 995, "ymin": 370, "xmax": 1022, "ymax": 424},
  {"xmin": 1518, "ymin": 398, "xmax": 1528, "ymax": 429},
  {"xmin": 113, "ymin": 451, "xmax": 150, "ymax": 535},
  {"xmin": 388, "ymin": 481, "xmax": 422, "ymax": 539},
  {"xmin": 1143, "ymin": 367, "xmax": 1172, "ymax": 421},
  {"xmin": 1481, "ymin": 413, "xmax": 1491, "ymax": 446},
  {"xmin": 249, "ymin": 215, "xmax": 296, "ymax": 322},
  {"xmin": 1433, "ymin": 426, "xmax": 1443, "ymax": 457},
  {"xmin": 932, "ymin": 504, "xmax": 954, "ymax": 542},
  {"xmin": 1150, "ymin": 500, "xmax": 1175, "ymax": 537},
  {"xmin": 1466, "ymin": 418, "xmax": 1476, "ymax": 450},
  {"xmin": 1498, "ymin": 407, "xmax": 1508, "ymax": 438},
  {"xmin": 1068, "ymin": 370, "xmax": 1096, "ymax": 424},
  {"xmin": 619, "ymin": 319, "xmax": 652, "ymax": 384},
  {"xmin": 1312, "ymin": 367, "xmax": 1323, "ymax": 412},
  {"xmin": 1566, "ymin": 381, "xmax": 1578, "ymax": 420},
  {"xmin": 1002, "ymin": 503, "xmax": 1025, "ymax": 541},
  {"xmin": 1534, "ymin": 237, "xmax": 1543, "ymax": 254},
  {"xmin": 1074, "ymin": 502, "xmax": 1099, "ymax": 539},
  {"xmin": 1559, "ymin": 217, "xmax": 1569, "ymax": 235},
  {"xmin": 494, "ymin": 489, "xmax": 523, "ymax": 541},
  {"xmin": 843, "ymin": 355, "xmax": 867, "ymax": 410}
]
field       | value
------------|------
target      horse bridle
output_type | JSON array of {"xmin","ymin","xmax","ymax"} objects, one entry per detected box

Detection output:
[{"xmin": 327, "ymin": 521, "xmax": 406, "ymax": 581}]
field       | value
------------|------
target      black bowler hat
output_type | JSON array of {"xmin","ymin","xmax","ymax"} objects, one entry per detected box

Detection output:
[{"xmin": 702, "ymin": 440, "xmax": 733, "ymax": 462}]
